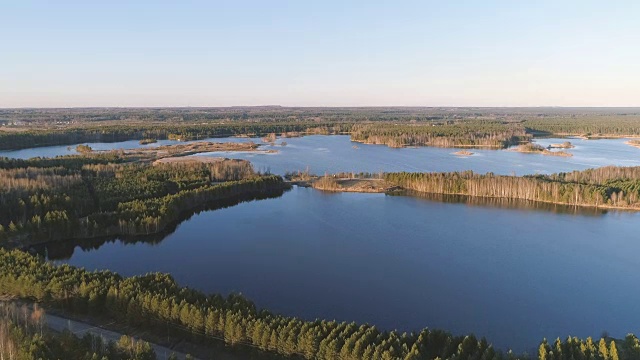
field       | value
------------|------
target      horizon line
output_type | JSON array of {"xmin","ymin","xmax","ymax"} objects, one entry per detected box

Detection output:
[{"xmin": 3, "ymin": 105, "xmax": 640, "ymax": 110}]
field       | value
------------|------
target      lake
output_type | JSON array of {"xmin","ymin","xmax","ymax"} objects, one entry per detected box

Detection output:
[
  {"xmin": 50, "ymin": 187, "xmax": 640, "ymax": 351},
  {"xmin": 2, "ymin": 135, "xmax": 639, "ymax": 176},
  {"xmin": 8, "ymin": 135, "xmax": 640, "ymax": 351}
]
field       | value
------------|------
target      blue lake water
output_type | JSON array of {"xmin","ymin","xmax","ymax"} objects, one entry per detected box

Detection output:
[
  {"xmin": 195, "ymin": 136, "xmax": 640, "ymax": 176},
  {"xmin": 55, "ymin": 187, "xmax": 640, "ymax": 352},
  {"xmin": 2, "ymin": 135, "xmax": 639, "ymax": 176}
]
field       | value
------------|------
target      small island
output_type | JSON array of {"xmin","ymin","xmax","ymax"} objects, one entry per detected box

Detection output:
[
  {"xmin": 286, "ymin": 172, "xmax": 399, "ymax": 193},
  {"xmin": 139, "ymin": 138, "xmax": 158, "ymax": 145},
  {"xmin": 513, "ymin": 143, "xmax": 573, "ymax": 157},
  {"xmin": 547, "ymin": 141, "xmax": 574, "ymax": 149},
  {"xmin": 312, "ymin": 176, "xmax": 395, "ymax": 193},
  {"xmin": 75, "ymin": 144, "xmax": 93, "ymax": 153},
  {"xmin": 453, "ymin": 150, "xmax": 474, "ymax": 156}
]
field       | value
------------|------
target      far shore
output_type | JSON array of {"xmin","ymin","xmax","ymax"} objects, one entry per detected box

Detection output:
[
  {"xmin": 350, "ymin": 139, "xmax": 505, "ymax": 149},
  {"xmin": 547, "ymin": 133, "xmax": 640, "ymax": 140}
]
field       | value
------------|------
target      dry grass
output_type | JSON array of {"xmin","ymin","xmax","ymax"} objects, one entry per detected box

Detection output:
[{"xmin": 312, "ymin": 177, "xmax": 393, "ymax": 193}]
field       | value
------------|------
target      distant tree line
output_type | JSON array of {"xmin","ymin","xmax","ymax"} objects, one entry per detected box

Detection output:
[
  {"xmin": 350, "ymin": 122, "xmax": 529, "ymax": 148},
  {"xmin": 3, "ymin": 107, "xmax": 639, "ymax": 126},
  {"xmin": 523, "ymin": 116, "xmax": 640, "ymax": 136}
]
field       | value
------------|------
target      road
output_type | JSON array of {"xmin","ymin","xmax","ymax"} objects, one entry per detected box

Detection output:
[{"xmin": 45, "ymin": 313, "xmax": 195, "ymax": 360}]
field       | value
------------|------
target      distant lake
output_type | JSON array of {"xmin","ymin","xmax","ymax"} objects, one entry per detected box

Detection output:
[
  {"xmin": 51, "ymin": 187, "xmax": 640, "ymax": 351},
  {"xmin": 2, "ymin": 135, "xmax": 640, "ymax": 176}
]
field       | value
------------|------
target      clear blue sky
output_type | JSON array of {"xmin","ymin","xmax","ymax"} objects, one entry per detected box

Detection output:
[{"xmin": 1, "ymin": 1, "xmax": 639, "ymax": 107}]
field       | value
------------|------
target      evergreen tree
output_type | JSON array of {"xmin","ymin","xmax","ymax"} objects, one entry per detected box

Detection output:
[
  {"xmin": 599, "ymin": 338, "xmax": 610, "ymax": 360},
  {"xmin": 539, "ymin": 339, "xmax": 550, "ymax": 360},
  {"xmin": 610, "ymin": 341, "xmax": 619, "ymax": 360}
]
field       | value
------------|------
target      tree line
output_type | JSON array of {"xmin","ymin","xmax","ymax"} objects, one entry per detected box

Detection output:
[
  {"xmin": 383, "ymin": 166, "xmax": 640, "ymax": 209},
  {"xmin": 538, "ymin": 336, "xmax": 640, "ymax": 360}
]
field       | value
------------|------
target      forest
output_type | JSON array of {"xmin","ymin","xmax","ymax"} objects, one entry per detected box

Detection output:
[
  {"xmin": 1, "ymin": 249, "xmax": 639, "ymax": 360},
  {"xmin": 0, "ymin": 302, "xmax": 163, "ymax": 360},
  {"xmin": 383, "ymin": 166, "xmax": 640, "ymax": 209},
  {"xmin": 0, "ymin": 153, "xmax": 289, "ymax": 246}
]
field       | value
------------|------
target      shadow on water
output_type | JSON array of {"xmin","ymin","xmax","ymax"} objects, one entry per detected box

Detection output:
[
  {"xmin": 36, "ymin": 188, "xmax": 289, "ymax": 260},
  {"xmin": 391, "ymin": 190, "xmax": 610, "ymax": 217}
]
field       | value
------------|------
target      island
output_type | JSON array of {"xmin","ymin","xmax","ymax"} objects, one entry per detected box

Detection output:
[
  {"xmin": 513, "ymin": 143, "xmax": 573, "ymax": 157},
  {"xmin": 139, "ymin": 138, "xmax": 158, "ymax": 144}
]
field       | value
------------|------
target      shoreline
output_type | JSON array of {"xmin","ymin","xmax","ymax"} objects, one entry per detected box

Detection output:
[
  {"xmin": 545, "ymin": 133, "xmax": 640, "ymax": 140},
  {"xmin": 625, "ymin": 140, "xmax": 640, "ymax": 149},
  {"xmin": 394, "ymin": 190, "xmax": 638, "ymax": 211},
  {"xmin": 295, "ymin": 181, "xmax": 640, "ymax": 211},
  {"xmin": 510, "ymin": 149, "xmax": 573, "ymax": 157},
  {"xmin": 7, "ymin": 185, "xmax": 290, "ymax": 252}
]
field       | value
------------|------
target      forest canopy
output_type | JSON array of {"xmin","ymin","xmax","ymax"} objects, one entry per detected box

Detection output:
[{"xmin": 0, "ymin": 153, "xmax": 288, "ymax": 246}]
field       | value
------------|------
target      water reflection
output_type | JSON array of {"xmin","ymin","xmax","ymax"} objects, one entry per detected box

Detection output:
[
  {"xmin": 38, "ymin": 188, "xmax": 288, "ymax": 260},
  {"xmin": 393, "ymin": 190, "xmax": 610, "ymax": 216}
]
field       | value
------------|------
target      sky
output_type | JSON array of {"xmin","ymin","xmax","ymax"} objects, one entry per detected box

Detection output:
[{"xmin": 1, "ymin": 0, "xmax": 639, "ymax": 107}]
